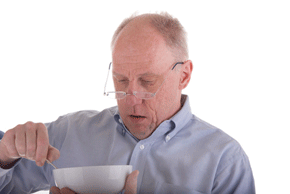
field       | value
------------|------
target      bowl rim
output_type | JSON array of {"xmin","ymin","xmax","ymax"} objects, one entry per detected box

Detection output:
[{"xmin": 53, "ymin": 164, "xmax": 132, "ymax": 172}]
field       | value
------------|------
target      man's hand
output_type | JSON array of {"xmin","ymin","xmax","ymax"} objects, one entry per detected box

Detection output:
[
  {"xmin": 50, "ymin": 187, "xmax": 75, "ymax": 194},
  {"xmin": 0, "ymin": 121, "xmax": 60, "ymax": 167},
  {"xmin": 124, "ymin": 170, "xmax": 139, "ymax": 194},
  {"xmin": 50, "ymin": 170, "xmax": 139, "ymax": 194}
]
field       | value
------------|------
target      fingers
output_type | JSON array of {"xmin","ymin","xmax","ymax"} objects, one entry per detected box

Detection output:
[
  {"xmin": 47, "ymin": 145, "xmax": 60, "ymax": 163},
  {"xmin": 26, "ymin": 123, "xmax": 37, "ymax": 160},
  {"xmin": 1, "ymin": 130, "xmax": 19, "ymax": 160},
  {"xmin": 124, "ymin": 170, "xmax": 139, "ymax": 194},
  {"xmin": 15, "ymin": 125, "xmax": 26, "ymax": 157},
  {"xmin": 0, "ymin": 121, "xmax": 60, "ymax": 167},
  {"xmin": 35, "ymin": 124, "xmax": 49, "ymax": 166},
  {"xmin": 59, "ymin": 187, "xmax": 77, "ymax": 194},
  {"xmin": 50, "ymin": 186, "xmax": 60, "ymax": 194},
  {"xmin": 35, "ymin": 123, "xmax": 60, "ymax": 166},
  {"xmin": 50, "ymin": 186, "xmax": 76, "ymax": 194}
]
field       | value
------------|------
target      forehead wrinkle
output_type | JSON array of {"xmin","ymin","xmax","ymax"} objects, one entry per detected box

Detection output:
[
  {"xmin": 112, "ymin": 63, "xmax": 161, "ymax": 78},
  {"xmin": 138, "ymin": 72, "xmax": 160, "ymax": 78},
  {"xmin": 113, "ymin": 70, "xmax": 160, "ymax": 79}
]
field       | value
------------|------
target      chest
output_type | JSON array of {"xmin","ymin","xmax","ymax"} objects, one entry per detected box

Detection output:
[{"xmin": 55, "ymin": 127, "xmax": 216, "ymax": 194}]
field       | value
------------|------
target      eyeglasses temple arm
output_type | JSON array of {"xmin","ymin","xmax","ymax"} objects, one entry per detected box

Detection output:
[
  {"xmin": 103, "ymin": 62, "xmax": 112, "ymax": 96},
  {"xmin": 152, "ymin": 62, "xmax": 185, "ymax": 96},
  {"xmin": 171, "ymin": 62, "xmax": 184, "ymax": 70}
]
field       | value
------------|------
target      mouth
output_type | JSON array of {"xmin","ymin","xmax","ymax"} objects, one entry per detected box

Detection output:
[{"xmin": 130, "ymin": 115, "xmax": 146, "ymax": 119}]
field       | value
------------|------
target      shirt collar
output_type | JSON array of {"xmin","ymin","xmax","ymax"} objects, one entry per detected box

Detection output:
[
  {"xmin": 167, "ymin": 94, "xmax": 192, "ymax": 140},
  {"xmin": 113, "ymin": 94, "xmax": 192, "ymax": 142},
  {"xmin": 113, "ymin": 108, "xmax": 139, "ymax": 140}
]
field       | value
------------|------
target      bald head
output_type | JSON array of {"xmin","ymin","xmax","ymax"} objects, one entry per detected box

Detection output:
[
  {"xmin": 111, "ymin": 13, "xmax": 188, "ymax": 61},
  {"xmin": 110, "ymin": 13, "xmax": 193, "ymax": 140}
]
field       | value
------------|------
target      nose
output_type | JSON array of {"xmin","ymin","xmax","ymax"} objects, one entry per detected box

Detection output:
[
  {"xmin": 125, "ymin": 93, "xmax": 142, "ymax": 106},
  {"xmin": 125, "ymin": 81, "xmax": 142, "ymax": 106}
]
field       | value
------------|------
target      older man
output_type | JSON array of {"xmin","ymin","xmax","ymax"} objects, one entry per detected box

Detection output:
[{"xmin": 0, "ymin": 13, "xmax": 255, "ymax": 193}]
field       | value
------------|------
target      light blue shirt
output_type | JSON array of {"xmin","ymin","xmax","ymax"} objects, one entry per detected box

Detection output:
[{"xmin": 0, "ymin": 95, "xmax": 255, "ymax": 193}]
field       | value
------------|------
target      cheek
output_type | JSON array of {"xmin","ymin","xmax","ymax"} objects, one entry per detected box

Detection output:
[
  {"xmin": 146, "ymin": 98, "xmax": 166, "ymax": 124},
  {"xmin": 152, "ymin": 84, "xmax": 179, "ymax": 115},
  {"xmin": 116, "ymin": 100, "xmax": 129, "ymax": 114},
  {"xmin": 146, "ymin": 103, "xmax": 160, "ymax": 131}
]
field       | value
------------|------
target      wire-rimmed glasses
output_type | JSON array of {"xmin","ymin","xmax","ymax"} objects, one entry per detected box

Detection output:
[{"xmin": 103, "ymin": 62, "xmax": 184, "ymax": 100}]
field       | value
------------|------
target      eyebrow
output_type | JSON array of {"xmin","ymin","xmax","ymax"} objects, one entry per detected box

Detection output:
[{"xmin": 113, "ymin": 71, "xmax": 159, "ymax": 78}]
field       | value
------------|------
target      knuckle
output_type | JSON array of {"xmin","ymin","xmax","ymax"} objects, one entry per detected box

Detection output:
[
  {"xmin": 1, "ymin": 130, "xmax": 15, "ymax": 146},
  {"xmin": 37, "ymin": 140, "xmax": 49, "ymax": 147},
  {"xmin": 27, "ymin": 144, "xmax": 36, "ymax": 153},
  {"xmin": 36, "ymin": 122, "xmax": 45, "ymax": 128},
  {"xmin": 25, "ymin": 121, "xmax": 35, "ymax": 131},
  {"xmin": 17, "ymin": 146, "xmax": 26, "ymax": 155},
  {"xmin": 26, "ymin": 152, "xmax": 36, "ymax": 160},
  {"xmin": 36, "ymin": 123, "xmax": 47, "ymax": 133},
  {"xmin": 7, "ymin": 149, "xmax": 19, "ymax": 158},
  {"xmin": 35, "ymin": 152, "xmax": 47, "ymax": 163},
  {"xmin": 6, "ymin": 124, "xmax": 22, "ymax": 136},
  {"xmin": 4, "ymin": 129, "xmax": 14, "ymax": 138},
  {"xmin": 12, "ymin": 124, "xmax": 24, "ymax": 134},
  {"xmin": 15, "ymin": 124, "xmax": 23, "ymax": 129}
]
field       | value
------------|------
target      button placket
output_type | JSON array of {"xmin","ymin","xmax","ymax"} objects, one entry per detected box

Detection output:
[
  {"xmin": 165, "ymin": 135, "xmax": 171, "ymax": 142},
  {"xmin": 129, "ymin": 140, "xmax": 151, "ymax": 193},
  {"xmin": 139, "ymin": 144, "xmax": 145, "ymax": 150}
]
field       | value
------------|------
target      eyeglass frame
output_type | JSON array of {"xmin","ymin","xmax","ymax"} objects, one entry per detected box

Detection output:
[{"xmin": 103, "ymin": 61, "xmax": 184, "ymax": 100}]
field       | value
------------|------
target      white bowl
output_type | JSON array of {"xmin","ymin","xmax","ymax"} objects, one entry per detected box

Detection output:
[{"xmin": 53, "ymin": 165, "xmax": 132, "ymax": 194}]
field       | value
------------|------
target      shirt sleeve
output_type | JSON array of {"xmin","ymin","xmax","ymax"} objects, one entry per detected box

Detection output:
[
  {"xmin": 212, "ymin": 145, "xmax": 256, "ymax": 194},
  {"xmin": 0, "ymin": 159, "xmax": 54, "ymax": 193},
  {"xmin": 0, "ymin": 113, "xmax": 70, "ymax": 194},
  {"xmin": 0, "ymin": 131, "xmax": 3, "ymax": 139},
  {"xmin": 0, "ymin": 130, "xmax": 56, "ymax": 193}
]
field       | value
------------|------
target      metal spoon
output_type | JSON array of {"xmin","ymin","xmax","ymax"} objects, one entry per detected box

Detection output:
[{"xmin": 46, "ymin": 159, "xmax": 58, "ymax": 169}]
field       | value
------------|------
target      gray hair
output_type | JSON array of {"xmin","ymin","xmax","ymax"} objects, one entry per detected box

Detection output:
[{"xmin": 111, "ymin": 12, "xmax": 189, "ymax": 61}]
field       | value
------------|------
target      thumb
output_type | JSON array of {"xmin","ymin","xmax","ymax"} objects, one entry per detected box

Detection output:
[
  {"xmin": 124, "ymin": 170, "xmax": 139, "ymax": 194},
  {"xmin": 47, "ymin": 145, "xmax": 60, "ymax": 162},
  {"xmin": 50, "ymin": 186, "xmax": 60, "ymax": 194}
]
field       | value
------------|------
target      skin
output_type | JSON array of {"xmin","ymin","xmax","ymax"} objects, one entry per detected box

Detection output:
[
  {"xmin": 0, "ymin": 122, "xmax": 60, "ymax": 167},
  {"xmin": 0, "ymin": 14, "xmax": 192, "ymax": 193},
  {"xmin": 112, "ymin": 16, "xmax": 193, "ymax": 140}
]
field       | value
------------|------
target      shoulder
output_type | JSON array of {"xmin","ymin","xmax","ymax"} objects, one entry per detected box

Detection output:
[
  {"xmin": 53, "ymin": 106, "xmax": 118, "ymax": 124},
  {"xmin": 181, "ymin": 114, "xmax": 247, "ymax": 163},
  {"xmin": 192, "ymin": 115, "xmax": 250, "ymax": 167},
  {"xmin": 46, "ymin": 107, "xmax": 118, "ymax": 148},
  {"xmin": 183, "ymin": 115, "xmax": 237, "ymax": 146}
]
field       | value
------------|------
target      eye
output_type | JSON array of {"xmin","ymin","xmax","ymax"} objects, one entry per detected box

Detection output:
[
  {"xmin": 118, "ymin": 79, "xmax": 128, "ymax": 83},
  {"xmin": 114, "ymin": 77, "xmax": 129, "ymax": 83},
  {"xmin": 140, "ymin": 79, "xmax": 155, "ymax": 86},
  {"xmin": 142, "ymin": 80, "xmax": 153, "ymax": 83}
]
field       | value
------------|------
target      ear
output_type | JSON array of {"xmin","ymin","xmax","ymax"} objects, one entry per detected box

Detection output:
[{"xmin": 179, "ymin": 60, "xmax": 193, "ymax": 90}]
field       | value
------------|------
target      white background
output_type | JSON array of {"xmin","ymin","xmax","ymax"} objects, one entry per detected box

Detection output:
[{"xmin": 0, "ymin": 1, "xmax": 289, "ymax": 193}]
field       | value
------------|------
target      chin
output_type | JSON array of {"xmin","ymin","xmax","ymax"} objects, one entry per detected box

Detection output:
[{"xmin": 128, "ymin": 125, "xmax": 154, "ymax": 139}]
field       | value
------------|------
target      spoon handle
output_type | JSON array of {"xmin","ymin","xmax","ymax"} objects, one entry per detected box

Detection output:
[{"xmin": 46, "ymin": 159, "xmax": 58, "ymax": 169}]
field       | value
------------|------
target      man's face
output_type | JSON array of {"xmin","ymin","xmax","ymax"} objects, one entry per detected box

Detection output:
[{"xmin": 112, "ymin": 24, "xmax": 182, "ymax": 140}]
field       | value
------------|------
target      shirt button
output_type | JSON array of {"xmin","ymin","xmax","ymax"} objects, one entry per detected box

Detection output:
[
  {"xmin": 140, "ymin": 145, "xmax": 145, "ymax": 150},
  {"xmin": 166, "ymin": 135, "xmax": 171, "ymax": 142}
]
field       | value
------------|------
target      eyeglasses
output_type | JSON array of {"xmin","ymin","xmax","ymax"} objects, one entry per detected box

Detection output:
[{"xmin": 103, "ymin": 62, "xmax": 184, "ymax": 100}]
